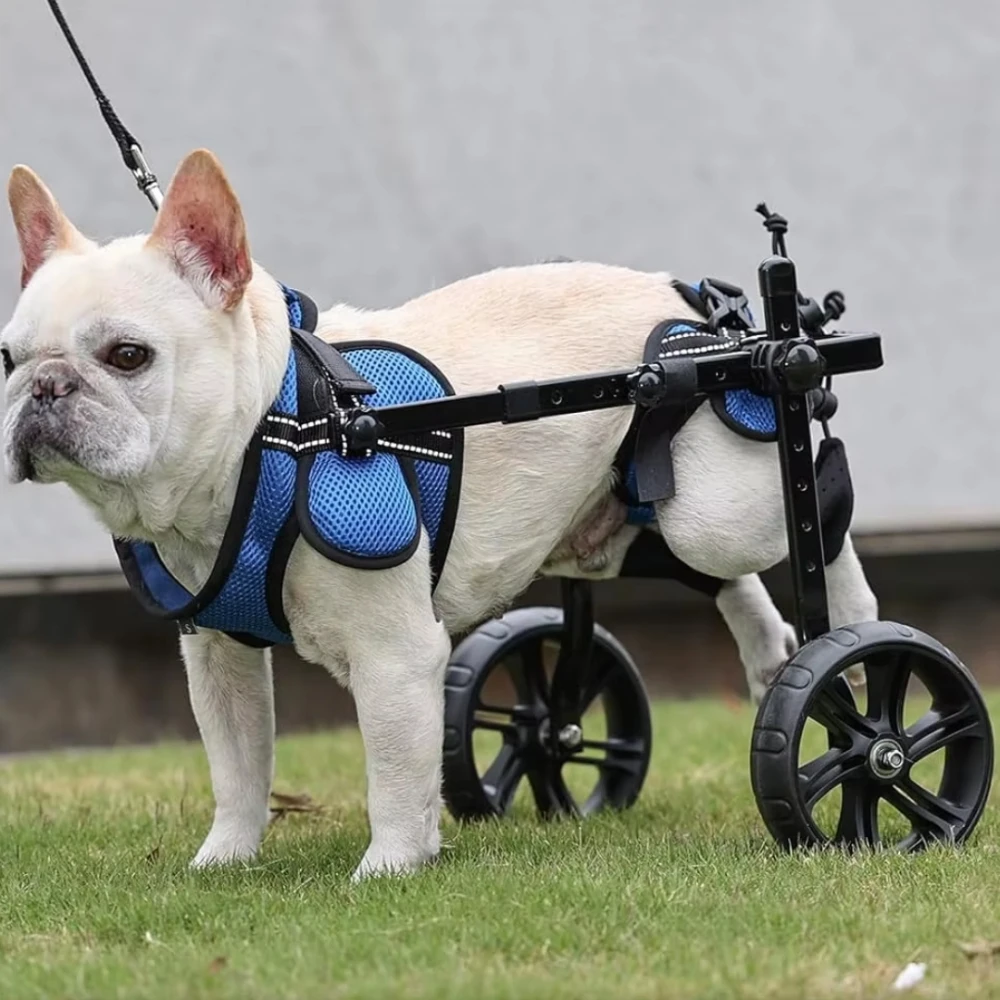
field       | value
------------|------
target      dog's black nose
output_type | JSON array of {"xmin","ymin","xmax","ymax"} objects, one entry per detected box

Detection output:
[{"xmin": 31, "ymin": 360, "xmax": 80, "ymax": 407}]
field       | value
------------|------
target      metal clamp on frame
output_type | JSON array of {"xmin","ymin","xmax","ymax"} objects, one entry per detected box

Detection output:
[{"xmin": 626, "ymin": 358, "xmax": 699, "ymax": 409}]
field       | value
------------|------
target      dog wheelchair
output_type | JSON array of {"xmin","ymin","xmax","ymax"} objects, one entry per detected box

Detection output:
[
  {"xmin": 327, "ymin": 208, "xmax": 992, "ymax": 852},
  {"xmin": 37, "ymin": 1, "xmax": 994, "ymax": 859}
]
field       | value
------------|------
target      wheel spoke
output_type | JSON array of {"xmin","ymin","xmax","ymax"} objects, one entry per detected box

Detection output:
[
  {"xmin": 506, "ymin": 638, "xmax": 550, "ymax": 708},
  {"xmin": 864, "ymin": 651, "xmax": 911, "ymax": 732},
  {"xmin": 906, "ymin": 703, "xmax": 988, "ymax": 763},
  {"xmin": 882, "ymin": 777, "xmax": 969, "ymax": 842},
  {"xmin": 579, "ymin": 647, "xmax": 623, "ymax": 714},
  {"xmin": 527, "ymin": 761, "xmax": 579, "ymax": 817},
  {"xmin": 799, "ymin": 747, "xmax": 866, "ymax": 809},
  {"xmin": 809, "ymin": 681, "xmax": 878, "ymax": 742},
  {"xmin": 578, "ymin": 737, "xmax": 646, "ymax": 758},
  {"xmin": 834, "ymin": 777, "xmax": 880, "ymax": 846},
  {"xmin": 477, "ymin": 702, "xmax": 516, "ymax": 717},
  {"xmin": 471, "ymin": 714, "xmax": 518, "ymax": 737},
  {"xmin": 481, "ymin": 744, "xmax": 527, "ymax": 813},
  {"xmin": 563, "ymin": 753, "xmax": 644, "ymax": 776}
]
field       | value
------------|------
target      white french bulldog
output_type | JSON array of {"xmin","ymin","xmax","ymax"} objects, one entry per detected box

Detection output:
[{"xmin": 1, "ymin": 150, "xmax": 878, "ymax": 878}]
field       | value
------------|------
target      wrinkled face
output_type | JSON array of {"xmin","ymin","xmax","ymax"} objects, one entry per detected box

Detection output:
[
  {"xmin": 3, "ymin": 241, "xmax": 186, "ymax": 484},
  {"xmin": 1, "ymin": 150, "xmax": 257, "ymax": 498}
]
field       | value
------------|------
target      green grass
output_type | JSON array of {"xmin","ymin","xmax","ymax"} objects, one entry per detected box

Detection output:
[{"xmin": 1, "ymin": 695, "xmax": 1000, "ymax": 1000}]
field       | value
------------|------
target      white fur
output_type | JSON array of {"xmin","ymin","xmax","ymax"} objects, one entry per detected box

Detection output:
[
  {"xmin": 185, "ymin": 631, "xmax": 275, "ymax": 867},
  {"xmin": 1, "ymin": 153, "xmax": 880, "ymax": 878}
]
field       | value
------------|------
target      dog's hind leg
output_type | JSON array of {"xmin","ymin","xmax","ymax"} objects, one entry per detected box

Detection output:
[
  {"xmin": 715, "ymin": 575, "xmax": 799, "ymax": 704},
  {"xmin": 183, "ymin": 631, "xmax": 275, "ymax": 868},
  {"xmin": 826, "ymin": 532, "xmax": 878, "ymax": 628},
  {"xmin": 824, "ymin": 532, "xmax": 878, "ymax": 691},
  {"xmin": 654, "ymin": 406, "xmax": 794, "ymax": 702}
]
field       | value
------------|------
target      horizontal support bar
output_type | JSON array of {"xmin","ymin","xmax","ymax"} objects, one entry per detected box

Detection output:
[{"xmin": 370, "ymin": 332, "xmax": 882, "ymax": 439}]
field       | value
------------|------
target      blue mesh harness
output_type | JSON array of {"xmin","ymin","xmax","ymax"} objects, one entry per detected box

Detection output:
[
  {"xmin": 114, "ymin": 287, "xmax": 463, "ymax": 648},
  {"xmin": 614, "ymin": 278, "xmax": 778, "ymax": 526}
]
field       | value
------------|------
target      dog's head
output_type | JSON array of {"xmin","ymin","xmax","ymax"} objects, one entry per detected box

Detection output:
[{"xmin": 1, "ymin": 150, "xmax": 282, "ymax": 534}]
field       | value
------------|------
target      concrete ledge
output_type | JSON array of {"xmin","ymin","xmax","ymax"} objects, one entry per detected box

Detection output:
[{"xmin": 0, "ymin": 544, "xmax": 997, "ymax": 753}]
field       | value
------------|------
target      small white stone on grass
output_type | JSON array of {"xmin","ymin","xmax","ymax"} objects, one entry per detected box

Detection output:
[{"xmin": 891, "ymin": 962, "xmax": 926, "ymax": 991}]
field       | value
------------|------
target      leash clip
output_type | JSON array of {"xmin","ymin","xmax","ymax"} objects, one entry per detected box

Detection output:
[{"xmin": 128, "ymin": 144, "xmax": 163, "ymax": 210}]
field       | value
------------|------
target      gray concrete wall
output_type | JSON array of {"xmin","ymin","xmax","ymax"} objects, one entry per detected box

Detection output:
[{"xmin": 2, "ymin": 0, "xmax": 1000, "ymax": 574}]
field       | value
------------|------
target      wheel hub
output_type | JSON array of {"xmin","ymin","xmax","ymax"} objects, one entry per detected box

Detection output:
[
  {"xmin": 558, "ymin": 723, "xmax": 583, "ymax": 750},
  {"xmin": 868, "ymin": 737, "xmax": 906, "ymax": 780},
  {"xmin": 537, "ymin": 718, "xmax": 584, "ymax": 752}
]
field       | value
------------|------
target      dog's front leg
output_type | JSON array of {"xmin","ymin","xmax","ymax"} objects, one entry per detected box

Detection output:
[
  {"xmin": 181, "ymin": 630, "xmax": 275, "ymax": 868},
  {"xmin": 347, "ymin": 612, "xmax": 451, "ymax": 881}
]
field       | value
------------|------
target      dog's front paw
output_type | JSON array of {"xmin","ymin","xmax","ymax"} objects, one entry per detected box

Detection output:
[
  {"xmin": 190, "ymin": 825, "xmax": 262, "ymax": 869},
  {"xmin": 351, "ymin": 839, "xmax": 438, "ymax": 882}
]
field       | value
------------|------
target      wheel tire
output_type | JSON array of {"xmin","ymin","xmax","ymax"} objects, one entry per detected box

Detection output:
[
  {"xmin": 751, "ymin": 619, "xmax": 993, "ymax": 851},
  {"xmin": 443, "ymin": 606, "xmax": 652, "ymax": 821}
]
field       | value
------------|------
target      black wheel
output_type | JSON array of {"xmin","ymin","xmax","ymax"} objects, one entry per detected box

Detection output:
[
  {"xmin": 442, "ymin": 606, "xmax": 652, "ymax": 821},
  {"xmin": 751, "ymin": 620, "xmax": 994, "ymax": 851}
]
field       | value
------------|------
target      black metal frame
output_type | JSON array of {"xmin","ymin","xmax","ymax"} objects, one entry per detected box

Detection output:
[{"xmin": 339, "ymin": 226, "xmax": 883, "ymax": 747}]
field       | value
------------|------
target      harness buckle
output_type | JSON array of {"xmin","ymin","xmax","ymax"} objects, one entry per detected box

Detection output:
[
  {"xmin": 340, "ymin": 408, "xmax": 383, "ymax": 457},
  {"xmin": 699, "ymin": 278, "xmax": 755, "ymax": 333}
]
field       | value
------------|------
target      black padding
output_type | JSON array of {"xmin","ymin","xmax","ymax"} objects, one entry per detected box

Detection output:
[
  {"xmin": 222, "ymin": 630, "xmax": 275, "ymax": 649},
  {"xmin": 619, "ymin": 531, "xmax": 724, "ymax": 597},
  {"xmin": 296, "ymin": 291, "xmax": 319, "ymax": 334},
  {"xmin": 292, "ymin": 329, "xmax": 376, "ymax": 399},
  {"xmin": 815, "ymin": 436, "xmax": 854, "ymax": 565},
  {"xmin": 631, "ymin": 407, "xmax": 678, "ymax": 503},
  {"xmin": 642, "ymin": 318, "xmax": 725, "ymax": 361},
  {"xmin": 670, "ymin": 279, "xmax": 707, "ymax": 317}
]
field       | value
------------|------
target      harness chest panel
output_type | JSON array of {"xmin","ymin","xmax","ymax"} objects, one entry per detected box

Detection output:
[
  {"xmin": 297, "ymin": 344, "xmax": 458, "ymax": 567},
  {"xmin": 115, "ymin": 290, "xmax": 463, "ymax": 648}
]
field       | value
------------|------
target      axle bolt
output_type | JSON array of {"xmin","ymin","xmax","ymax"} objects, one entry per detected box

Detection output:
[
  {"xmin": 869, "ymin": 738, "xmax": 906, "ymax": 779},
  {"xmin": 558, "ymin": 723, "xmax": 583, "ymax": 750}
]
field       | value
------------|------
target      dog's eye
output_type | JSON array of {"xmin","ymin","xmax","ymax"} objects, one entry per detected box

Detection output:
[
  {"xmin": 0, "ymin": 349, "xmax": 13, "ymax": 378},
  {"xmin": 105, "ymin": 343, "xmax": 150, "ymax": 372}
]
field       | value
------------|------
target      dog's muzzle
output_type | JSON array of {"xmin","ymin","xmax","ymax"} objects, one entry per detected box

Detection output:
[{"xmin": 5, "ymin": 359, "xmax": 84, "ymax": 482}]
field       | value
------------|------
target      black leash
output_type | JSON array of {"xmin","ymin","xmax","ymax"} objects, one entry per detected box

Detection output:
[{"xmin": 44, "ymin": 0, "xmax": 163, "ymax": 209}]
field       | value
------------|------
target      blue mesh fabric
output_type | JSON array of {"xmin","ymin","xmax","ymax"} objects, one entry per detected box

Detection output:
[
  {"xmin": 281, "ymin": 285, "xmax": 303, "ymax": 330},
  {"xmin": 304, "ymin": 348, "xmax": 452, "ymax": 558},
  {"xmin": 124, "ymin": 338, "xmax": 458, "ymax": 644},
  {"xmin": 308, "ymin": 450, "xmax": 418, "ymax": 558},
  {"xmin": 623, "ymin": 463, "xmax": 657, "ymax": 526},
  {"xmin": 415, "ymin": 459, "xmax": 449, "ymax": 541},
  {"xmin": 723, "ymin": 389, "xmax": 777, "ymax": 435},
  {"xmin": 341, "ymin": 349, "xmax": 447, "ymax": 408},
  {"xmin": 194, "ymin": 448, "xmax": 297, "ymax": 643},
  {"xmin": 273, "ymin": 349, "xmax": 299, "ymax": 413},
  {"xmin": 188, "ymin": 352, "xmax": 300, "ymax": 640},
  {"xmin": 131, "ymin": 541, "xmax": 197, "ymax": 613}
]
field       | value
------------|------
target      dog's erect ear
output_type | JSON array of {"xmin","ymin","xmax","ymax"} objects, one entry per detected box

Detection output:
[
  {"xmin": 146, "ymin": 149, "xmax": 252, "ymax": 312},
  {"xmin": 7, "ymin": 166, "xmax": 93, "ymax": 289}
]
